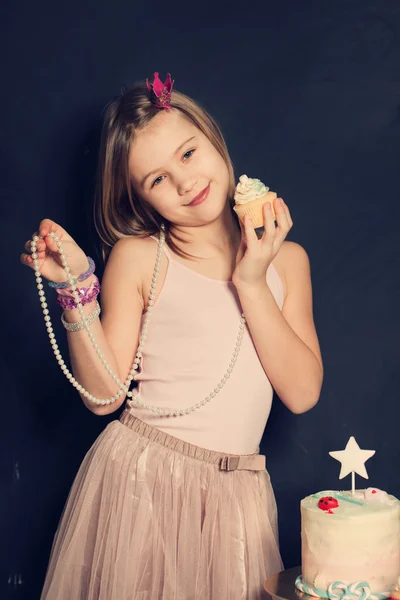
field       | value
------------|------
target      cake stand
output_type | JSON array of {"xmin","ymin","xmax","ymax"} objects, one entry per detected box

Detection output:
[{"xmin": 264, "ymin": 566, "xmax": 314, "ymax": 600}]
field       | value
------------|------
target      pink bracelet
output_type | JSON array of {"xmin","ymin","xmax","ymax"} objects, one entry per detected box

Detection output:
[{"xmin": 56, "ymin": 278, "xmax": 101, "ymax": 311}]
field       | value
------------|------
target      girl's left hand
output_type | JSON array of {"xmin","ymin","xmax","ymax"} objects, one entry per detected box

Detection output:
[{"xmin": 232, "ymin": 197, "xmax": 293, "ymax": 290}]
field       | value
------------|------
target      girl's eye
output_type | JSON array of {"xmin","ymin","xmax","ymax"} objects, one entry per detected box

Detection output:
[
  {"xmin": 183, "ymin": 149, "xmax": 195, "ymax": 160},
  {"xmin": 152, "ymin": 175, "xmax": 165, "ymax": 187},
  {"xmin": 151, "ymin": 149, "xmax": 195, "ymax": 187}
]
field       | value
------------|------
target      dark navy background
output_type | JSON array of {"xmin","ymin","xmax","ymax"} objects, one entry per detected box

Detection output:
[{"xmin": 2, "ymin": 0, "xmax": 400, "ymax": 597}]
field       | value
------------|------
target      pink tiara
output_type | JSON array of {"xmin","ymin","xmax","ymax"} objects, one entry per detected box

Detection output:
[{"xmin": 146, "ymin": 72, "xmax": 174, "ymax": 111}]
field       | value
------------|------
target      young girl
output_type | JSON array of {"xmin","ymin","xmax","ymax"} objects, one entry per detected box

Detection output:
[{"xmin": 21, "ymin": 72, "xmax": 323, "ymax": 600}]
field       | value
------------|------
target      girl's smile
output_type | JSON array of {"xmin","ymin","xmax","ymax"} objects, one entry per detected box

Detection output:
[{"xmin": 184, "ymin": 182, "xmax": 211, "ymax": 206}]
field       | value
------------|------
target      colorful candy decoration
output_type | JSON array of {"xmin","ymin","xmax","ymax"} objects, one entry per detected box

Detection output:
[
  {"xmin": 318, "ymin": 496, "xmax": 339, "ymax": 513},
  {"xmin": 295, "ymin": 576, "xmax": 390, "ymax": 600}
]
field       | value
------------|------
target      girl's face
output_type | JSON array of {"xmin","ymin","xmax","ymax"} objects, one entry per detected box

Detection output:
[{"xmin": 128, "ymin": 110, "xmax": 231, "ymax": 228}]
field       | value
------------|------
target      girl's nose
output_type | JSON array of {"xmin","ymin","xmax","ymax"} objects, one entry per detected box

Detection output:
[{"xmin": 177, "ymin": 177, "xmax": 197, "ymax": 196}]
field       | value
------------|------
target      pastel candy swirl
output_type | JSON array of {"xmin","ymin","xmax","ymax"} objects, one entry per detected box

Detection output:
[{"xmin": 295, "ymin": 576, "xmax": 390, "ymax": 600}]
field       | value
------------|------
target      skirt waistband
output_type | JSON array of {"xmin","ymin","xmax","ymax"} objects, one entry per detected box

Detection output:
[{"xmin": 119, "ymin": 409, "xmax": 266, "ymax": 472}]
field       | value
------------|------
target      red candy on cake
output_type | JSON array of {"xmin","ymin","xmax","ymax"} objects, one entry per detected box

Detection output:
[{"xmin": 318, "ymin": 496, "xmax": 339, "ymax": 511}]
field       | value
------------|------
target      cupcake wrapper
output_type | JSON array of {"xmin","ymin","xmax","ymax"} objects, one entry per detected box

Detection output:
[{"xmin": 233, "ymin": 193, "xmax": 276, "ymax": 227}]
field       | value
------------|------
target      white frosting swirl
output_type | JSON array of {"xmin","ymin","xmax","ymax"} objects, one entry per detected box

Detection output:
[
  {"xmin": 364, "ymin": 488, "xmax": 398, "ymax": 505},
  {"xmin": 234, "ymin": 174, "xmax": 270, "ymax": 205}
]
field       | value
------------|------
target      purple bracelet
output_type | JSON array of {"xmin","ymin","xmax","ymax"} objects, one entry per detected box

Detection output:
[
  {"xmin": 56, "ymin": 275, "xmax": 99, "ymax": 298},
  {"xmin": 48, "ymin": 256, "xmax": 96, "ymax": 289},
  {"xmin": 56, "ymin": 278, "xmax": 101, "ymax": 311}
]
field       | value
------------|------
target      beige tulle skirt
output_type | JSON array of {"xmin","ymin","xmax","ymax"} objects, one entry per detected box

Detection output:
[{"xmin": 40, "ymin": 409, "xmax": 283, "ymax": 600}]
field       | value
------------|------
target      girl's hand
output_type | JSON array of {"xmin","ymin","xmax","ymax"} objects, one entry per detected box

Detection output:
[
  {"xmin": 20, "ymin": 218, "xmax": 90, "ymax": 283},
  {"xmin": 232, "ymin": 197, "xmax": 293, "ymax": 290}
]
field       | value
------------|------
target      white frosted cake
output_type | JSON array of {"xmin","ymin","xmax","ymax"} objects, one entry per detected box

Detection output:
[{"xmin": 296, "ymin": 488, "xmax": 400, "ymax": 599}]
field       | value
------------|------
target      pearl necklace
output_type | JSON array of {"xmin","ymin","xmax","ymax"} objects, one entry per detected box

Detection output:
[{"xmin": 31, "ymin": 225, "xmax": 246, "ymax": 417}]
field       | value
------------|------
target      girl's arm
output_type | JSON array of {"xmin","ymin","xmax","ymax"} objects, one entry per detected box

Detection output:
[
  {"xmin": 236, "ymin": 241, "xmax": 323, "ymax": 414},
  {"xmin": 63, "ymin": 238, "xmax": 145, "ymax": 416}
]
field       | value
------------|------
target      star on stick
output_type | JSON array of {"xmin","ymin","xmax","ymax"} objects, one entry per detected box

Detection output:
[{"xmin": 329, "ymin": 436, "xmax": 375, "ymax": 495}]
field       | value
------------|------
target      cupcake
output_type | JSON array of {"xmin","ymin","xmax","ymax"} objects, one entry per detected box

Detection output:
[{"xmin": 233, "ymin": 175, "xmax": 277, "ymax": 227}]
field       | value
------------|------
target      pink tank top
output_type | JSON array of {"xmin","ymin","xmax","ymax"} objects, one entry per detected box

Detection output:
[{"xmin": 126, "ymin": 236, "xmax": 285, "ymax": 454}]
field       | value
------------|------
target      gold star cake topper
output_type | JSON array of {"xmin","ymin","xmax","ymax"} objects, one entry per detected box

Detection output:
[{"xmin": 329, "ymin": 436, "xmax": 375, "ymax": 494}]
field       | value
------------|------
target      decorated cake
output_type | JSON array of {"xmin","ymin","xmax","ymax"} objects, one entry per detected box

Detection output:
[{"xmin": 295, "ymin": 437, "xmax": 400, "ymax": 600}]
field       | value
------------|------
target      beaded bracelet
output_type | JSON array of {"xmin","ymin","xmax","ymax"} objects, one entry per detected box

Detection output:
[
  {"xmin": 48, "ymin": 256, "xmax": 96, "ymax": 289},
  {"xmin": 56, "ymin": 278, "xmax": 101, "ymax": 311},
  {"xmin": 55, "ymin": 275, "xmax": 100, "ymax": 298},
  {"xmin": 61, "ymin": 300, "xmax": 101, "ymax": 332}
]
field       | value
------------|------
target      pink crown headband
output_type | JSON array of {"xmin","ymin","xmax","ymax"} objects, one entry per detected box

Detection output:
[{"xmin": 146, "ymin": 72, "xmax": 174, "ymax": 111}]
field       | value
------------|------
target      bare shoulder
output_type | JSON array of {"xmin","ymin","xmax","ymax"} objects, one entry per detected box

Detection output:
[
  {"xmin": 104, "ymin": 236, "xmax": 157, "ymax": 296},
  {"xmin": 273, "ymin": 240, "xmax": 310, "ymax": 301},
  {"xmin": 278, "ymin": 240, "xmax": 310, "ymax": 271},
  {"xmin": 104, "ymin": 234, "xmax": 167, "ymax": 312},
  {"xmin": 108, "ymin": 235, "xmax": 156, "ymax": 270}
]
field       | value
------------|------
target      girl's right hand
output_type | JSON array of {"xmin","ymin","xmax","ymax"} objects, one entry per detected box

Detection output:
[{"xmin": 20, "ymin": 218, "xmax": 90, "ymax": 283}]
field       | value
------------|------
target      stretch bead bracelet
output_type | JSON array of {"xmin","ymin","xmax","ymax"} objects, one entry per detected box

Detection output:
[
  {"xmin": 48, "ymin": 256, "xmax": 96, "ymax": 289},
  {"xmin": 56, "ymin": 273, "xmax": 99, "ymax": 297},
  {"xmin": 31, "ymin": 232, "xmax": 131, "ymax": 406},
  {"xmin": 61, "ymin": 300, "xmax": 101, "ymax": 332},
  {"xmin": 56, "ymin": 277, "xmax": 101, "ymax": 311}
]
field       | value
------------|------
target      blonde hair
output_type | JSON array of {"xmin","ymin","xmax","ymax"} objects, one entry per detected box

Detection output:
[{"xmin": 93, "ymin": 80, "xmax": 237, "ymax": 264}]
